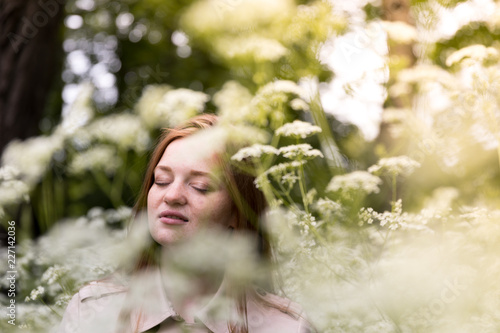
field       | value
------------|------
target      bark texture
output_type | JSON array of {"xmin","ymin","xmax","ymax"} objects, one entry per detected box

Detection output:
[{"xmin": 0, "ymin": 0, "xmax": 65, "ymax": 154}]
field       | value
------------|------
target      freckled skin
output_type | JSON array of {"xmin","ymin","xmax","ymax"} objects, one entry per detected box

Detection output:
[{"xmin": 147, "ymin": 137, "xmax": 237, "ymax": 246}]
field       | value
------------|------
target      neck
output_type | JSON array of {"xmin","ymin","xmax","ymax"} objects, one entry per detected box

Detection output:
[{"xmin": 159, "ymin": 253, "xmax": 225, "ymax": 323}]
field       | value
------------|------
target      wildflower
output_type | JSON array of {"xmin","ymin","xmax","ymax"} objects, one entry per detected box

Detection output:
[
  {"xmin": 254, "ymin": 161, "xmax": 306, "ymax": 188},
  {"xmin": 279, "ymin": 144, "xmax": 324, "ymax": 160},
  {"xmin": 86, "ymin": 113, "xmax": 150, "ymax": 152},
  {"xmin": 231, "ymin": 144, "xmax": 279, "ymax": 162},
  {"xmin": 368, "ymin": 156, "xmax": 421, "ymax": 177},
  {"xmin": 327, "ymin": 171, "xmax": 382, "ymax": 195},
  {"xmin": 2, "ymin": 134, "xmax": 64, "ymax": 185},
  {"xmin": 398, "ymin": 64, "xmax": 455, "ymax": 88},
  {"xmin": 157, "ymin": 88, "xmax": 210, "ymax": 126},
  {"xmin": 445, "ymin": 45, "xmax": 499, "ymax": 67},
  {"xmin": 314, "ymin": 198, "xmax": 343, "ymax": 221},
  {"xmin": 0, "ymin": 165, "xmax": 30, "ymax": 206},
  {"xmin": 27, "ymin": 286, "xmax": 45, "ymax": 302},
  {"xmin": 216, "ymin": 35, "xmax": 288, "ymax": 62},
  {"xmin": 276, "ymin": 120, "xmax": 322, "ymax": 139},
  {"xmin": 213, "ymin": 81, "xmax": 253, "ymax": 123},
  {"xmin": 41, "ymin": 265, "xmax": 67, "ymax": 285},
  {"xmin": 290, "ymin": 98, "xmax": 310, "ymax": 111},
  {"xmin": 380, "ymin": 20, "xmax": 417, "ymax": 44},
  {"xmin": 135, "ymin": 84, "xmax": 172, "ymax": 129},
  {"xmin": 257, "ymin": 80, "xmax": 306, "ymax": 98},
  {"xmin": 68, "ymin": 145, "xmax": 121, "ymax": 176}
]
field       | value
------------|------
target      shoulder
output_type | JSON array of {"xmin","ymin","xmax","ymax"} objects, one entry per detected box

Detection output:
[
  {"xmin": 246, "ymin": 287, "xmax": 314, "ymax": 333},
  {"xmin": 57, "ymin": 280, "xmax": 127, "ymax": 333}
]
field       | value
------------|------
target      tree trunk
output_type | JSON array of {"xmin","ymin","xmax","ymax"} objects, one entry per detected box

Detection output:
[{"xmin": 0, "ymin": 0, "xmax": 65, "ymax": 154}]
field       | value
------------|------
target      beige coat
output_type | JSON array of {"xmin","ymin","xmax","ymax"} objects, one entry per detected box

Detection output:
[{"xmin": 57, "ymin": 269, "xmax": 312, "ymax": 333}]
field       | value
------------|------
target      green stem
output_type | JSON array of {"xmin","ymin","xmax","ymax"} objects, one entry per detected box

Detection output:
[
  {"xmin": 391, "ymin": 173, "xmax": 397, "ymax": 210},
  {"xmin": 91, "ymin": 169, "xmax": 124, "ymax": 207}
]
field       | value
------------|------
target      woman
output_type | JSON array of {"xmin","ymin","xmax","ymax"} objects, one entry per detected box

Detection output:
[{"xmin": 58, "ymin": 114, "xmax": 312, "ymax": 333}]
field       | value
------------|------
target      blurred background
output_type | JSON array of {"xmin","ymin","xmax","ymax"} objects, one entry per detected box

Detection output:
[{"xmin": 2, "ymin": 0, "xmax": 500, "ymax": 331}]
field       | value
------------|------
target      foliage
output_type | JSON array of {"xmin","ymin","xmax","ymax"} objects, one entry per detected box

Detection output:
[{"xmin": 2, "ymin": 0, "xmax": 500, "ymax": 332}]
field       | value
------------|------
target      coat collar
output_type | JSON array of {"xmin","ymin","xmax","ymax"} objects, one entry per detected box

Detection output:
[{"xmin": 130, "ymin": 267, "xmax": 238, "ymax": 333}]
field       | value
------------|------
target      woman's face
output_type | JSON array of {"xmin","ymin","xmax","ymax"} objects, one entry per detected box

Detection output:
[{"xmin": 147, "ymin": 137, "xmax": 237, "ymax": 246}]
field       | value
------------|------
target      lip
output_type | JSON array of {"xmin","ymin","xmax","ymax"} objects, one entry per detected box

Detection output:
[{"xmin": 159, "ymin": 210, "xmax": 189, "ymax": 225}]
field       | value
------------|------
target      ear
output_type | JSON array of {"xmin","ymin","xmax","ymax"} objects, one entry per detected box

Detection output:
[{"xmin": 228, "ymin": 205, "xmax": 241, "ymax": 230}]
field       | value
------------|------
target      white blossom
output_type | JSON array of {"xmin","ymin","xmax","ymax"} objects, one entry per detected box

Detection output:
[
  {"xmin": 368, "ymin": 156, "xmax": 421, "ymax": 177},
  {"xmin": 68, "ymin": 145, "xmax": 121, "ymax": 175},
  {"xmin": 327, "ymin": 171, "xmax": 382, "ymax": 194},
  {"xmin": 446, "ymin": 44, "xmax": 499, "ymax": 67},
  {"xmin": 380, "ymin": 20, "xmax": 417, "ymax": 44},
  {"xmin": 41, "ymin": 265, "xmax": 67, "ymax": 285},
  {"xmin": 257, "ymin": 80, "xmax": 306, "ymax": 98},
  {"xmin": 216, "ymin": 35, "xmax": 288, "ymax": 61},
  {"xmin": 0, "ymin": 165, "xmax": 30, "ymax": 206},
  {"xmin": 26, "ymin": 286, "xmax": 45, "ymax": 302},
  {"xmin": 213, "ymin": 81, "xmax": 253, "ymax": 123},
  {"xmin": 276, "ymin": 120, "xmax": 322, "ymax": 139},
  {"xmin": 254, "ymin": 160, "xmax": 306, "ymax": 188},
  {"xmin": 279, "ymin": 144, "xmax": 324, "ymax": 160},
  {"xmin": 2, "ymin": 134, "xmax": 64, "ymax": 185},
  {"xmin": 86, "ymin": 113, "xmax": 150, "ymax": 152},
  {"xmin": 231, "ymin": 144, "xmax": 279, "ymax": 162},
  {"xmin": 135, "ymin": 84, "xmax": 172, "ymax": 128},
  {"xmin": 157, "ymin": 88, "xmax": 210, "ymax": 126},
  {"xmin": 290, "ymin": 98, "xmax": 310, "ymax": 111}
]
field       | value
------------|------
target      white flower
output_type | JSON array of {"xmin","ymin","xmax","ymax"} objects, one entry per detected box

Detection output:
[
  {"xmin": 216, "ymin": 35, "xmax": 288, "ymax": 62},
  {"xmin": 41, "ymin": 265, "xmax": 67, "ymax": 285},
  {"xmin": 27, "ymin": 286, "xmax": 45, "ymax": 301},
  {"xmin": 0, "ymin": 177, "xmax": 30, "ymax": 206},
  {"xmin": 2, "ymin": 134, "xmax": 64, "ymax": 185},
  {"xmin": 327, "ymin": 171, "xmax": 382, "ymax": 194},
  {"xmin": 276, "ymin": 120, "xmax": 322, "ymax": 139},
  {"xmin": 254, "ymin": 160, "xmax": 306, "ymax": 188},
  {"xmin": 231, "ymin": 144, "xmax": 279, "ymax": 162},
  {"xmin": 398, "ymin": 64, "xmax": 455, "ymax": 88},
  {"xmin": 290, "ymin": 98, "xmax": 309, "ymax": 111},
  {"xmin": 157, "ymin": 88, "xmax": 210, "ymax": 126},
  {"xmin": 279, "ymin": 144, "xmax": 324, "ymax": 160},
  {"xmin": 135, "ymin": 84, "xmax": 172, "ymax": 129},
  {"xmin": 368, "ymin": 156, "xmax": 421, "ymax": 177},
  {"xmin": 315, "ymin": 198, "xmax": 343, "ymax": 221},
  {"xmin": 257, "ymin": 80, "xmax": 306, "ymax": 98},
  {"xmin": 380, "ymin": 20, "xmax": 417, "ymax": 44},
  {"xmin": 68, "ymin": 145, "xmax": 121, "ymax": 175},
  {"xmin": 446, "ymin": 45, "xmax": 499, "ymax": 67},
  {"xmin": 86, "ymin": 113, "xmax": 150, "ymax": 152},
  {"xmin": 214, "ymin": 81, "xmax": 253, "ymax": 123}
]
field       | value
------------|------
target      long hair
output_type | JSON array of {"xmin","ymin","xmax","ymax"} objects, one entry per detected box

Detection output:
[{"xmin": 128, "ymin": 114, "xmax": 270, "ymax": 333}]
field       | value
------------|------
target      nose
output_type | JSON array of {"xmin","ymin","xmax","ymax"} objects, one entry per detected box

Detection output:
[{"xmin": 162, "ymin": 181, "xmax": 187, "ymax": 205}]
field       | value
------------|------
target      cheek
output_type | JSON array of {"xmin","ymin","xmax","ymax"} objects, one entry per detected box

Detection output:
[{"xmin": 201, "ymin": 193, "xmax": 235, "ymax": 226}]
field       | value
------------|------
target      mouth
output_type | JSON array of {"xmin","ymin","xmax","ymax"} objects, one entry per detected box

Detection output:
[{"xmin": 159, "ymin": 210, "xmax": 189, "ymax": 224}]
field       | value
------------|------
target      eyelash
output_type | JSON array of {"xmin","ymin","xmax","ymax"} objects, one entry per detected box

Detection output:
[{"xmin": 153, "ymin": 179, "xmax": 209, "ymax": 193}]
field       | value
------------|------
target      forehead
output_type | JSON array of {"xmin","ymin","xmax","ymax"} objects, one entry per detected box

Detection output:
[{"xmin": 155, "ymin": 137, "xmax": 219, "ymax": 172}]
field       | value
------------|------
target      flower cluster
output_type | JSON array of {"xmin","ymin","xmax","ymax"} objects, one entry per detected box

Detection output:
[
  {"xmin": 327, "ymin": 171, "xmax": 382, "ymax": 195},
  {"xmin": 68, "ymin": 144, "xmax": 121, "ymax": 176},
  {"xmin": 231, "ymin": 144, "xmax": 279, "ymax": 162},
  {"xmin": 276, "ymin": 120, "xmax": 322, "ymax": 139},
  {"xmin": 279, "ymin": 144, "xmax": 324, "ymax": 160},
  {"xmin": 446, "ymin": 44, "xmax": 499, "ymax": 67},
  {"xmin": 0, "ymin": 165, "xmax": 30, "ymax": 207},
  {"xmin": 368, "ymin": 156, "xmax": 421, "ymax": 178},
  {"xmin": 84, "ymin": 113, "xmax": 150, "ymax": 152}
]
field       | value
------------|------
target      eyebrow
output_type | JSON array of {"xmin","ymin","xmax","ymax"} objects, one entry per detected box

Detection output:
[{"xmin": 154, "ymin": 165, "xmax": 211, "ymax": 177}]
